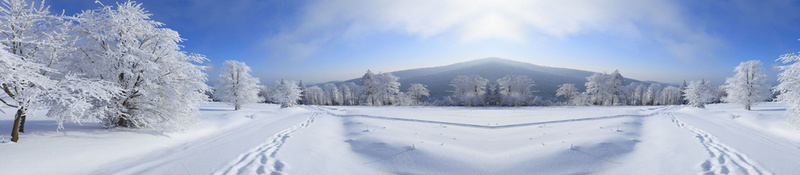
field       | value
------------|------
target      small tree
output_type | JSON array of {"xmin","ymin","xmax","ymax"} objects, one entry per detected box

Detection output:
[
  {"xmin": 659, "ymin": 86, "xmax": 681, "ymax": 105},
  {"xmin": 304, "ymin": 86, "xmax": 325, "ymax": 105},
  {"xmin": 556, "ymin": 83, "xmax": 579, "ymax": 105},
  {"xmin": 683, "ymin": 80, "xmax": 713, "ymax": 108},
  {"xmin": 374, "ymin": 73, "xmax": 401, "ymax": 105},
  {"xmin": 272, "ymin": 79, "xmax": 302, "ymax": 108},
  {"xmin": 645, "ymin": 84, "xmax": 662, "ymax": 105},
  {"xmin": 723, "ymin": 60, "xmax": 771, "ymax": 110},
  {"xmin": 450, "ymin": 75, "xmax": 488, "ymax": 106},
  {"xmin": 215, "ymin": 60, "xmax": 261, "ymax": 110},
  {"xmin": 497, "ymin": 74, "xmax": 535, "ymax": 106},
  {"xmin": 406, "ymin": 83, "xmax": 430, "ymax": 105},
  {"xmin": 323, "ymin": 83, "xmax": 341, "ymax": 105}
]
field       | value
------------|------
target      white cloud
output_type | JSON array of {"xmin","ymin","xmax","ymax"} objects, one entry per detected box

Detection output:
[{"xmin": 267, "ymin": 0, "xmax": 721, "ymax": 60}]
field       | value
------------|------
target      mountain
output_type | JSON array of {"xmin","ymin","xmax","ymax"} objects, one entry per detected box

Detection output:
[{"xmin": 319, "ymin": 57, "xmax": 648, "ymax": 101}]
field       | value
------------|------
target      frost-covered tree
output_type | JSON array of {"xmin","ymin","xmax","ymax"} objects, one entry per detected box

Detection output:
[
  {"xmin": 683, "ymin": 80, "xmax": 713, "ymax": 108},
  {"xmin": 659, "ymin": 86, "xmax": 681, "ymax": 105},
  {"xmin": 678, "ymin": 80, "xmax": 687, "ymax": 104},
  {"xmin": 272, "ymin": 79, "xmax": 302, "ymax": 108},
  {"xmin": 72, "ymin": 1, "xmax": 210, "ymax": 130},
  {"xmin": 0, "ymin": 0, "xmax": 118, "ymax": 142},
  {"xmin": 631, "ymin": 84, "xmax": 646, "ymax": 106},
  {"xmin": 342, "ymin": 82, "xmax": 361, "ymax": 105},
  {"xmin": 608, "ymin": 70, "xmax": 625, "ymax": 105},
  {"xmin": 585, "ymin": 73, "xmax": 609, "ymax": 105},
  {"xmin": 375, "ymin": 73, "xmax": 401, "ymax": 105},
  {"xmin": 585, "ymin": 72, "xmax": 623, "ymax": 106},
  {"xmin": 774, "ymin": 52, "xmax": 800, "ymax": 125},
  {"xmin": 257, "ymin": 85, "xmax": 272, "ymax": 103},
  {"xmin": 361, "ymin": 70, "xmax": 379, "ymax": 105},
  {"xmin": 556, "ymin": 83, "xmax": 579, "ymax": 105},
  {"xmin": 645, "ymin": 84, "xmax": 662, "ymax": 105},
  {"xmin": 713, "ymin": 86, "xmax": 727, "ymax": 104},
  {"xmin": 621, "ymin": 83, "xmax": 640, "ymax": 105},
  {"xmin": 484, "ymin": 82, "xmax": 500, "ymax": 106},
  {"xmin": 304, "ymin": 86, "xmax": 325, "ymax": 105},
  {"xmin": 406, "ymin": 83, "xmax": 430, "ymax": 105},
  {"xmin": 338, "ymin": 83, "xmax": 352, "ymax": 105},
  {"xmin": 215, "ymin": 60, "xmax": 261, "ymax": 110},
  {"xmin": 450, "ymin": 75, "xmax": 488, "ymax": 106},
  {"xmin": 394, "ymin": 92, "xmax": 415, "ymax": 106},
  {"xmin": 323, "ymin": 83, "xmax": 341, "ymax": 105},
  {"xmin": 298, "ymin": 80, "xmax": 307, "ymax": 104},
  {"xmin": 723, "ymin": 60, "xmax": 771, "ymax": 110},
  {"xmin": 497, "ymin": 74, "xmax": 535, "ymax": 106}
]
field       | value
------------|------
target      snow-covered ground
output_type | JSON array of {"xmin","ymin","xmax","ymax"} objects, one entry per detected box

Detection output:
[{"xmin": 2, "ymin": 102, "xmax": 800, "ymax": 174}]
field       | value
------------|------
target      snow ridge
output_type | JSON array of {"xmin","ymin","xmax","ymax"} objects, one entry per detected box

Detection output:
[
  {"xmin": 665, "ymin": 110, "xmax": 771, "ymax": 175},
  {"xmin": 214, "ymin": 111, "xmax": 319, "ymax": 175}
]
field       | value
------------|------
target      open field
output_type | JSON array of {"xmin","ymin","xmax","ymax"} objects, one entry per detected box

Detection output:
[{"xmin": 2, "ymin": 102, "xmax": 800, "ymax": 174}]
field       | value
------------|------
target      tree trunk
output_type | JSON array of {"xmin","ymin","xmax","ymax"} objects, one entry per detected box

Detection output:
[
  {"xmin": 235, "ymin": 104, "xmax": 241, "ymax": 110},
  {"xmin": 19, "ymin": 114, "xmax": 26, "ymax": 133},
  {"xmin": 745, "ymin": 104, "xmax": 751, "ymax": 111},
  {"xmin": 117, "ymin": 116, "xmax": 128, "ymax": 127},
  {"xmin": 10, "ymin": 107, "xmax": 23, "ymax": 142}
]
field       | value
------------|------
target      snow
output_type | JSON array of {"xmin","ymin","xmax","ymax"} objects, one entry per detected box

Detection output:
[
  {"xmin": 2, "ymin": 102, "xmax": 800, "ymax": 174},
  {"xmin": 0, "ymin": 103, "xmax": 311, "ymax": 174}
]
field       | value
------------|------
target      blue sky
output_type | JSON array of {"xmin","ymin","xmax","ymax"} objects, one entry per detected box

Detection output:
[{"xmin": 47, "ymin": 0, "xmax": 800, "ymax": 86}]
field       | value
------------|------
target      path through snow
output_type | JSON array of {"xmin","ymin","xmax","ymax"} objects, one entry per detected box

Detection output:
[
  {"xmin": 214, "ymin": 111, "xmax": 319, "ymax": 175},
  {"xmin": 665, "ymin": 109, "xmax": 770, "ymax": 175}
]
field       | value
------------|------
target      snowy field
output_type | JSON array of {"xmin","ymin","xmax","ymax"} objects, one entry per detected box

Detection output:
[{"xmin": 2, "ymin": 102, "xmax": 800, "ymax": 174}]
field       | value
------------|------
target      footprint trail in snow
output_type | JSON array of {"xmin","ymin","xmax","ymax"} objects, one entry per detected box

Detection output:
[
  {"xmin": 665, "ymin": 110, "xmax": 771, "ymax": 175},
  {"xmin": 214, "ymin": 111, "xmax": 319, "ymax": 175}
]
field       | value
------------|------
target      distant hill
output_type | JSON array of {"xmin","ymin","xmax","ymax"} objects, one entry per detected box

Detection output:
[{"xmin": 316, "ymin": 57, "xmax": 650, "ymax": 101}]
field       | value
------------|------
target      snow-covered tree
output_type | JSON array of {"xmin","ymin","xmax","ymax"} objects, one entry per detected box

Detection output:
[
  {"xmin": 214, "ymin": 60, "xmax": 261, "ymax": 110},
  {"xmin": 72, "ymin": 1, "xmax": 210, "ymax": 130},
  {"xmin": 556, "ymin": 83, "xmax": 579, "ymax": 105},
  {"xmin": 298, "ymin": 80, "xmax": 307, "ymax": 104},
  {"xmin": 497, "ymin": 74, "xmax": 535, "ymax": 106},
  {"xmin": 683, "ymin": 80, "xmax": 713, "ymax": 108},
  {"xmin": 272, "ymin": 79, "xmax": 302, "ymax": 108},
  {"xmin": 621, "ymin": 83, "xmax": 640, "ymax": 105},
  {"xmin": 341, "ymin": 82, "xmax": 361, "ymax": 105},
  {"xmin": 678, "ymin": 80, "xmax": 687, "ymax": 104},
  {"xmin": 304, "ymin": 86, "xmax": 325, "ymax": 105},
  {"xmin": 774, "ymin": 52, "xmax": 800, "ymax": 125},
  {"xmin": 374, "ymin": 73, "xmax": 401, "ymax": 105},
  {"xmin": 450, "ymin": 75, "xmax": 488, "ymax": 106},
  {"xmin": 644, "ymin": 84, "xmax": 662, "ymax": 105},
  {"xmin": 585, "ymin": 72, "xmax": 623, "ymax": 106},
  {"xmin": 323, "ymin": 83, "xmax": 341, "ymax": 105},
  {"xmin": 585, "ymin": 73, "xmax": 609, "ymax": 105},
  {"xmin": 713, "ymin": 85, "xmax": 727, "ymax": 104},
  {"xmin": 632, "ymin": 84, "xmax": 647, "ymax": 105},
  {"xmin": 394, "ymin": 92, "xmax": 415, "ymax": 106},
  {"xmin": 723, "ymin": 60, "xmax": 771, "ymax": 110},
  {"xmin": 659, "ymin": 86, "xmax": 681, "ymax": 105},
  {"xmin": 406, "ymin": 83, "xmax": 430, "ymax": 105},
  {"xmin": 484, "ymin": 82, "xmax": 500, "ymax": 106},
  {"xmin": 257, "ymin": 85, "xmax": 272, "ymax": 103},
  {"xmin": 338, "ymin": 83, "xmax": 353, "ymax": 105},
  {"xmin": 361, "ymin": 70, "xmax": 379, "ymax": 105},
  {"xmin": 0, "ymin": 0, "xmax": 118, "ymax": 142},
  {"xmin": 360, "ymin": 72, "xmax": 401, "ymax": 106},
  {"xmin": 608, "ymin": 70, "xmax": 625, "ymax": 105}
]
